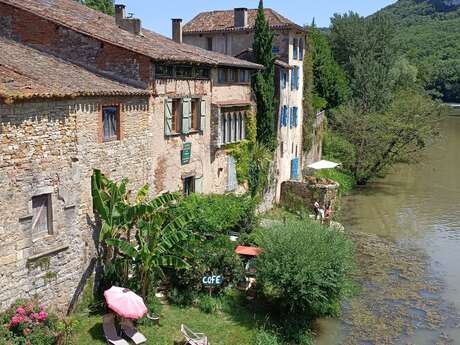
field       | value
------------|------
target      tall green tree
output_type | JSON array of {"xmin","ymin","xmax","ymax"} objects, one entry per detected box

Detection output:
[
  {"xmin": 252, "ymin": 0, "xmax": 277, "ymax": 151},
  {"xmin": 309, "ymin": 27, "xmax": 349, "ymax": 112},
  {"xmin": 79, "ymin": 0, "xmax": 115, "ymax": 16},
  {"xmin": 330, "ymin": 12, "xmax": 397, "ymax": 112}
]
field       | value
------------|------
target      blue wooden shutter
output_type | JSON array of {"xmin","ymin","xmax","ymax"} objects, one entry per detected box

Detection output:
[
  {"xmin": 200, "ymin": 99, "xmax": 206, "ymax": 131},
  {"xmin": 291, "ymin": 158, "xmax": 299, "ymax": 180},
  {"xmin": 294, "ymin": 107, "xmax": 298, "ymax": 127},
  {"xmin": 291, "ymin": 67, "xmax": 295, "ymax": 91},
  {"xmin": 227, "ymin": 156, "xmax": 237, "ymax": 191},
  {"xmin": 182, "ymin": 98, "xmax": 191, "ymax": 134},
  {"xmin": 290, "ymin": 108, "xmax": 294, "ymax": 129},
  {"xmin": 164, "ymin": 99, "xmax": 173, "ymax": 135},
  {"xmin": 284, "ymin": 106, "xmax": 288, "ymax": 127}
]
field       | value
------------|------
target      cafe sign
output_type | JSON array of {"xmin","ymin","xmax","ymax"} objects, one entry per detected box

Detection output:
[
  {"xmin": 181, "ymin": 142, "xmax": 192, "ymax": 165},
  {"xmin": 202, "ymin": 275, "xmax": 224, "ymax": 286}
]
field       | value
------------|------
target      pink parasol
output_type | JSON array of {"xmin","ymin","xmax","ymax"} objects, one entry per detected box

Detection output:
[{"xmin": 104, "ymin": 286, "xmax": 148, "ymax": 319}]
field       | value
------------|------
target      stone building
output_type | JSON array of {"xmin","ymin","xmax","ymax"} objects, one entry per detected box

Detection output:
[
  {"xmin": 0, "ymin": 0, "xmax": 260, "ymax": 312},
  {"xmin": 183, "ymin": 8, "xmax": 307, "ymax": 202}
]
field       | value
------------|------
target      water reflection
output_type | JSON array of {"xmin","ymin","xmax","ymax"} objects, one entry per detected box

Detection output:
[{"xmin": 315, "ymin": 115, "xmax": 460, "ymax": 345}]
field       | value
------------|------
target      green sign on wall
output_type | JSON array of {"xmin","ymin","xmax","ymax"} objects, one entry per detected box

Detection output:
[{"xmin": 181, "ymin": 142, "xmax": 192, "ymax": 165}]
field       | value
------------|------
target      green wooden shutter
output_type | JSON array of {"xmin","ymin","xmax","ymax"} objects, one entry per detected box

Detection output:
[
  {"xmin": 182, "ymin": 98, "xmax": 191, "ymax": 134},
  {"xmin": 164, "ymin": 99, "xmax": 173, "ymax": 135},
  {"xmin": 200, "ymin": 99, "xmax": 206, "ymax": 131}
]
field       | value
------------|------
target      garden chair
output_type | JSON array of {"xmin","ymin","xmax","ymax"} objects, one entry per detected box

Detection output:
[
  {"xmin": 120, "ymin": 318, "xmax": 147, "ymax": 344},
  {"xmin": 102, "ymin": 314, "xmax": 129, "ymax": 345},
  {"xmin": 181, "ymin": 324, "xmax": 209, "ymax": 345}
]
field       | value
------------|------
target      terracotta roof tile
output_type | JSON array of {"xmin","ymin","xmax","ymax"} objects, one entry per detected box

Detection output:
[
  {"xmin": 0, "ymin": 38, "xmax": 149, "ymax": 102},
  {"xmin": 0, "ymin": 0, "xmax": 262, "ymax": 69},
  {"xmin": 184, "ymin": 8, "xmax": 305, "ymax": 34}
]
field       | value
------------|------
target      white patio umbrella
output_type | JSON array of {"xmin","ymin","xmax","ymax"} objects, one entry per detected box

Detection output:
[{"xmin": 307, "ymin": 160, "xmax": 341, "ymax": 170}]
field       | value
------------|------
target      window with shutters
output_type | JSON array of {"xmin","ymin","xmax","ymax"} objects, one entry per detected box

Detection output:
[
  {"xmin": 165, "ymin": 98, "xmax": 206, "ymax": 135},
  {"xmin": 299, "ymin": 38, "xmax": 304, "ymax": 60},
  {"xmin": 32, "ymin": 194, "xmax": 53, "ymax": 235},
  {"xmin": 102, "ymin": 106, "xmax": 120, "ymax": 142},
  {"xmin": 293, "ymin": 38, "xmax": 298, "ymax": 60}
]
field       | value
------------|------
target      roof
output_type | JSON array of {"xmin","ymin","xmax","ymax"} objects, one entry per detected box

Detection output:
[
  {"xmin": 184, "ymin": 8, "xmax": 305, "ymax": 34},
  {"xmin": 0, "ymin": 0, "xmax": 262, "ymax": 70},
  {"xmin": 0, "ymin": 38, "xmax": 149, "ymax": 103},
  {"xmin": 235, "ymin": 48, "xmax": 291, "ymax": 69},
  {"xmin": 235, "ymin": 246, "xmax": 262, "ymax": 257}
]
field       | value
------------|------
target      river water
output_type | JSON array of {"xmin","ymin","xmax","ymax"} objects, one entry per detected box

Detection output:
[{"xmin": 315, "ymin": 113, "xmax": 460, "ymax": 345}]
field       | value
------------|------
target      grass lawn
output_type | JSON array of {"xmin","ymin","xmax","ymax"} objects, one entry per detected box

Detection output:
[{"xmin": 73, "ymin": 303, "xmax": 259, "ymax": 345}]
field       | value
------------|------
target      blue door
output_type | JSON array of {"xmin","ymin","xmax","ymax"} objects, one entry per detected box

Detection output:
[{"xmin": 291, "ymin": 158, "xmax": 299, "ymax": 180}]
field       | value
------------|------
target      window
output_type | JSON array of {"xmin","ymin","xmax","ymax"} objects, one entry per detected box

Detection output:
[
  {"xmin": 239, "ymin": 70, "xmax": 249, "ymax": 83},
  {"xmin": 272, "ymin": 46, "xmax": 280, "ymax": 55},
  {"xmin": 291, "ymin": 107, "xmax": 299, "ymax": 128},
  {"xmin": 281, "ymin": 70, "xmax": 287, "ymax": 89},
  {"xmin": 102, "ymin": 106, "xmax": 119, "ymax": 142},
  {"xmin": 293, "ymin": 38, "xmax": 298, "ymax": 60},
  {"xmin": 165, "ymin": 98, "xmax": 206, "ymax": 135},
  {"xmin": 183, "ymin": 176, "xmax": 195, "ymax": 196},
  {"xmin": 32, "ymin": 194, "xmax": 52, "ymax": 234},
  {"xmin": 280, "ymin": 141, "xmax": 284, "ymax": 158},
  {"xmin": 207, "ymin": 37, "xmax": 213, "ymax": 51},
  {"xmin": 291, "ymin": 66, "xmax": 299, "ymax": 91},
  {"xmin": 176, "ymin": 66, "xmax": 193, "ymax": 78},
  {"xmin": 299, "ymin": 38, "xmax": 304, "ymax": 60},
  {"xmin": 196, "ymin": 67, "xmax": 211, "ymax": 79},
  {"xmin": 228, "ymin": 69, "xmax": 237, "ymax": 82},
  {"xmin": 221, "ymin": 110, "xmax": 246, "ymax": 145},
  {"xmin": 280, "ymin": 105, "xmax": 288, "ymax": 127},
  {"xmin": 218, "ymin": 69, "xmax": 226, "ymax": 83},
  {"xmin": 155, "ymin": 64, "xmax": 174, "ymax": 78},
  {"xmin": 295, "ymin": 145, "xmax": 298, "ymax": 157}
]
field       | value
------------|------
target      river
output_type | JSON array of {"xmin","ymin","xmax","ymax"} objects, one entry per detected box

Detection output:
[{"xmin": 315, "ymin": 112, "xmax": 460, "ymax": 345}]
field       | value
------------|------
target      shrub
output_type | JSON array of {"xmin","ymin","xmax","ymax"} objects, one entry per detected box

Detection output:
[
  {"xmin": 256, "ymin": 219, "xmax": 355, "ymax": 317},
  {"xmin": 252, "ymin": 329, "xmax": 281, "ymax": 345},
  {"xmin": 197, "ymin": 295, "xmax": 222, "ymax": 314},
  {"xmin": 167, "ymin": 235, "xmax": 245, "ymax": 296},
  {"xmin": 322, "ymin": 131, "xmax": 356, "ymax": 171},
  {"xmin": 0, "ymin": 300, "xmax": 60, "ymax": 345},
  {"xmin": 176, "ymin": 194, "xmax": 257, "ymax": 236},
  {"xmin": 315, "ymin": 169, "xmax": 356, "ymax": 194}
]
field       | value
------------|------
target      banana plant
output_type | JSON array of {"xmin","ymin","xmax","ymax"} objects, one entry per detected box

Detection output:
[{"xmin": 107, "ymin": 193, "xmax": 192, "ymax": 299}]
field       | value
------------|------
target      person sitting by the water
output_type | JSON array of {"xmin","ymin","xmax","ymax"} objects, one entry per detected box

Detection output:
[
  {"xmin": 314, "ymin": 201, "xmax": 320, "ymax": 220},
  {"xmin": 324, "ymin": 203, "xmax": 333, "ymax": 226}
]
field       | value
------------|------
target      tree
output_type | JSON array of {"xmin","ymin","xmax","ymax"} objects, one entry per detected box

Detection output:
[
  {"xmin": 309, "ymin": 27, "xmax": 349, "ymax": 112},
  {"xmin": 91, "ymin": 170, "xmax": 192, "ymax": 299},
  {"xmin": 252, "ymin": 0, "xmax": 277, "ymax": 151},
  {"xmin": 330, "ymin": 12, "xmax": 397, "ymax": 112},
  {"xmin": 332, "ymin": 90, "xmax": 443, "ymax": 184},
  {"xmin": 79, "ymin": 0, "xmax": 115, "ymax": 16}
]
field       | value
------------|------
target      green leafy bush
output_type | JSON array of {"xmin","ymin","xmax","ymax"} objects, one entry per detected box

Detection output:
[
  {"xmin": 315, "ymin": 169, "xmax": 356, "ymax": 194},
  {"xmin": 256, "ymin": 219, "xmax": 355, "ymax": 317},
  {"xmin": 322, "ymin": 131, "xmax": 356, "ymax": 171},
  {"xmin": 177, "ymin": 194, "xmax": 257, "ymax": 236},
  {"xmin": 197, "ymin": 295, "xmax": 222, "ymax": 314},
  {"xmin": 167, "ymin": 235, "xmax": 245, "ymax": 296},
  {"xmin": 252, "ymin": 329, "xmax": 281, "ymax": 345}
]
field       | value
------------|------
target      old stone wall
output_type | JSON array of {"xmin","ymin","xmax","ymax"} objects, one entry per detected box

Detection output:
[
  {"xmin": 304, "ymin": 110, "xmax": 326, "ymax": 166},
  {"xmin": 0, "ymin": 96, "xmax": 153, "ymax": 313},
  {"xmin": 280, "ymin": 180, "xmax": 338, "ymax": 214},
  {"xmin": 0, "ymin": 3, "xmax": 152, "ymax": 85}
]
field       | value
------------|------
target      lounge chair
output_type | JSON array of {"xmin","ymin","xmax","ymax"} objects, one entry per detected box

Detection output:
[
  {"xmin": 102, "ymin": 314, "xmax": 129, "ymax": 345},
  {"xmin": 181, "ymin": 324, "xmax": 208, "ymax": 345},
  {"xmin": 120, "ymin": 318, "xmax": 147, "ymax": 344}
]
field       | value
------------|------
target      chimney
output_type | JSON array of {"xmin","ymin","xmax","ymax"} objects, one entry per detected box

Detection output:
[
  {"xmin": 172, "ymin": 18, "xmax": 183, "ymax": 44},
  {"xmin": 114, "ymin": 4, "xmax": 142, "ymax": 36},
  {"xmin": 115, "ymin": 4, "xmax": 126, "ymax": 24},
  {"xmin": 234, "ymin": 8, "xmax": 248, "ymax": 28}
]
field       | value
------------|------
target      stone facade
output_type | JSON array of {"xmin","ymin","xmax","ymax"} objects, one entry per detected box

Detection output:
[
  {"xmin": 0, "ymin": 96, "xmax": 153, "ymax": 312},
  {"xmin": 0, "ymin": 1, "xmax": 258, "ymax": 313}
]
